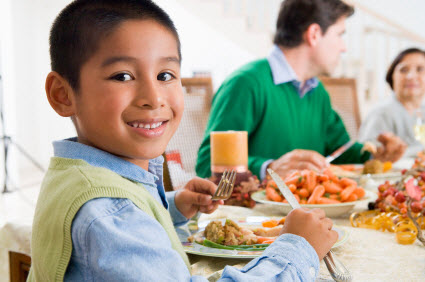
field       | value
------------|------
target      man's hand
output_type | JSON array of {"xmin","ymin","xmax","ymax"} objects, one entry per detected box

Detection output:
[
  {"xmin": 174, "ymin": 177, "xmax": 223, "ymax": 219},
  {"xmin": 280, "ymin": 208, "xmax": 338, "ymax": 260},
  {"xmin": 268, "ymin": 149, "xmax": 328, "ymax": 178},
  {"xmin": 373, "ymin": 132, "xmax": 406, "ymax": 162}
]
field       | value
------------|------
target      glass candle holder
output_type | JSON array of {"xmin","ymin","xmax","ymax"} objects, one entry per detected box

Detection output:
[{"xmin": 210, "ymin": 131, "xmax": 248, "ymax": 174}]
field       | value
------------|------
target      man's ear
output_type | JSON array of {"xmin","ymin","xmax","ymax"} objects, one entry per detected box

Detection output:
[
  {"xmin": 45, "ymin": 71, "xmax": 76, "ymax": 117},
  {"xmin": 304, "ymin": 23, "xmax": 322, "ymax": 47}
]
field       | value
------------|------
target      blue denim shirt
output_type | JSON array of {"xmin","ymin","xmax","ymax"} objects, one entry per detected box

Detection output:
[{"xmin": 59, "ymin": 138, "xmax": 319, "ymax": 281}]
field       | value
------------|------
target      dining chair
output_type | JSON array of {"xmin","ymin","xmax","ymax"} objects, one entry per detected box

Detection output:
[
  {"xmin": 163, "ymin": 77, "xmax": 213, "ymax": 191},
  {"xmin": 320, "ymin": 77, "xmax": 361, "ymax": 139},
  {"xmin": 9, "ymin": 251, "xmax": 31, "ymax": 282}
]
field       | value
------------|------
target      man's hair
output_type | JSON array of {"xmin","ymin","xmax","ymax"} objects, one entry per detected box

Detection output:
[
  {"xmin": 386, "ymin": 47, "xmax": 425, "ymax": 90},
  {"xmin": 273, "ymin": 0, "xmax": 354, "ymax": 48},
  {"xmin": 50, "ymin": 0, "xmax": 181, "ymax": 91}
]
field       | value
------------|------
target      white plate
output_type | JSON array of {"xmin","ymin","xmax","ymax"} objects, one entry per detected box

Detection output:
[
  {"xmin": 331, "ymin": 164, "xmax": 402, "ymax": 183},
  {"xmin": 251, "ymin": 190, "xmax": 376, "ymax": 217},
  {"xmin": 180, "ymin": 217, "xmax": 349, "ymax": 258}
]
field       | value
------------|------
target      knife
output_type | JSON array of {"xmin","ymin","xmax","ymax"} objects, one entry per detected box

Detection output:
[
  {"xmin": 267, "ymin": 168, "xmax": 301, "ymax": 209},
  {"xmin": 325, "ymin": 140, "xmax": 356, "ymax": 163},
  {"xmin": 267, "ymin": 168, "xmax": 352, "ymax": 282}
]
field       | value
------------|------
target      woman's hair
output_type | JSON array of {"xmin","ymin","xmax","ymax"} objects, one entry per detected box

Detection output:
[
  {"xmin": 273, "ymin": 0, "xmax": 354, "ymax": 48},
  {"xmin": 50, "ymin": 0, "xmax": 181, "ymax": 91},
  {"xmin": 386, "ymin": 48, "xmax": 425, "ymax": 90}
]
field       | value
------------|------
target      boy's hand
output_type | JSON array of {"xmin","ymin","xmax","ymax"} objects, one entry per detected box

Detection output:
[
  {"xmin": 174, "ymin": 177, "xmax": 224, "ymax": 219},
  {"xmin": 280, "ymin": 208, "xmax": 338, "ymax": 260}
]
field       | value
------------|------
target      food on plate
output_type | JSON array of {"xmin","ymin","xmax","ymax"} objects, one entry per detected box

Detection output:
[
  {"xmin": 330, "ymin": 160, "xmax": 393, "ymax": 177},
  {"xmin": 365, "ymin": 152, "xmax": 425, "ymax": 246},
  {"xmin": 188, "ymin": 218, "xmax": 286, "ymax": 250},
  {"xmin": 363, "ymin": 159, "xmax": 384, "ymax": 174},
  {"xmin": 265, "ymin": 169, "xmax": 366, "ymax": 204}
]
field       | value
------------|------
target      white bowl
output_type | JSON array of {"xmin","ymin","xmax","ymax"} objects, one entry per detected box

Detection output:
[{"xmin": 251, "ymin": 190, "xmax": 376, "ymax": 217}]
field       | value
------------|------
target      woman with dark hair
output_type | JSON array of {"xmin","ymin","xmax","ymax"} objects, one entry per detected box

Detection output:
[{"xmin": 359, "ymin": 48, "xmax": 425, "ymax": 157}]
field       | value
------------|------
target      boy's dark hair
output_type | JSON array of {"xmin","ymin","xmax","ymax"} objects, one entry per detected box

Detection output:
[
  {"xmin": 386, "ymin": 47, "xmax": 425, "ymax": 90},
  {"xmin": 50, "ymin": 0, "xmax": 181, "ymax": 91},
  {"xmin": 273, "ymin": 0, "xmax": 354, "ymax": 48}
]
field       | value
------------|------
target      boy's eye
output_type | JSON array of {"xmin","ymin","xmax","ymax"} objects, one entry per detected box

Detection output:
[
  {"xmin": 111, "ymin": 73, "xmax": 133, "ymax": 82},
  {"xmin": 157, "ymin": 72, "xmax": 174, "ymax": 82}
]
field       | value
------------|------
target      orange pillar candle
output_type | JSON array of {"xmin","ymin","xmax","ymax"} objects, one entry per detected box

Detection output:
[{"xmin": 210, "ymin": 131, "xmax": 248, "ymax": 173}]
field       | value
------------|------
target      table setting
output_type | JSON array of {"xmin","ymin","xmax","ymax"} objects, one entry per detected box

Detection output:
[{"xmin": 179, "ymin": 131, "xmax": 425, "ymax": 281}]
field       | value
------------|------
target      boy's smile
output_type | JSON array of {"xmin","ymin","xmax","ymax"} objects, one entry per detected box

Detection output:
[{"xmin": 68, "ymin": 20, "xmax": 183, "ymax": 170}]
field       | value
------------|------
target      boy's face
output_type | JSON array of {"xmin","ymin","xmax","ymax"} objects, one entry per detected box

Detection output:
[
  {"xmin": 72, "ymin": 20, "xmax": 183, "ymax": 170},
  {"xmin": 312, "ymin": 16, "xmax": 347, "ymax": 76}
]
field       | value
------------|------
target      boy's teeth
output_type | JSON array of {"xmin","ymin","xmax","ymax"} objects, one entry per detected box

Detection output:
[{"xmin": 130, "ymin": 122, "xmax": 163, "ymax": 129}]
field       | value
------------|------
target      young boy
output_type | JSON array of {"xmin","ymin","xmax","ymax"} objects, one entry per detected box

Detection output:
[{"xmin": 28, "ymin": 0, "xmax": 338, "ymax": 281}]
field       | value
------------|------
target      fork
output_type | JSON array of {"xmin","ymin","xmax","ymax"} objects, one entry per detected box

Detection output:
[{"xmin": 212, "ymin": 170, "xmax": 236, "ymax": 200}]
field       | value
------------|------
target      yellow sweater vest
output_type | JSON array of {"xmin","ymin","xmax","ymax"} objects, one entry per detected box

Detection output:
[{"xmin": 27, "ymin": 157, "xmax": 190, "ymax": 281}]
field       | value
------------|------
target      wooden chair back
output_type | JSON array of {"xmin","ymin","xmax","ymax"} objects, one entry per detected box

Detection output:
[
  {"xmin": 163, "ymin": 77, "xmax": 213, "ymax": 191},
  {"xmin": 320, "ymin": 77, "xmax": 361, "ymax": 139},
  {"xmin": 9, "ymin": 251, "xmax": 31, "ymax": 282}
]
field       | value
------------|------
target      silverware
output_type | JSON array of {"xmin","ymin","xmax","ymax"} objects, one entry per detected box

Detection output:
[
  {"xmin": 325, "ymin": 140, "xmax": 356, "ymax": 163},
  {"xmin": 267, "ymin": 168, "xmax": 352, "ymax": 282},
  {"xmin": 212, "ymin": 170, "xmax": 236, "ymax": 200}
]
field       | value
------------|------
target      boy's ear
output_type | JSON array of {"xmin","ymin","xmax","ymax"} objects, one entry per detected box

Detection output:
[
  {"xmin": 45, "ymin": 71, "xmax": 76, "ymax": 117},
  {"xmin": 304, "ymin": 23, "xmax": 322, "ymax": 47}
]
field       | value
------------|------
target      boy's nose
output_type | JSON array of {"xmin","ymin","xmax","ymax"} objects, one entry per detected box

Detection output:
[{"xmin": 134, "ymin": 82, "xmax": 165, "ymax": 109}]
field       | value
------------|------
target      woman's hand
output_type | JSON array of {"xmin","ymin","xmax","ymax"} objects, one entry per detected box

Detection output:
[{"xmin": 174, "ymin": 177, "xmax": 224, "ymax": 219}]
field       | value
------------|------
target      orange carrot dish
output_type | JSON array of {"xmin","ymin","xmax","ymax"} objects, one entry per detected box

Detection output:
[{"xmin": 265, "ymin": 168, "xmax": 366, "ymax": 204}]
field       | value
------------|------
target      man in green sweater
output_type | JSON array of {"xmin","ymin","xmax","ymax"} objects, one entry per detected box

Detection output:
[{"xmin": 196, "ymin": 0, "xmax": 406, "ymax": 179}]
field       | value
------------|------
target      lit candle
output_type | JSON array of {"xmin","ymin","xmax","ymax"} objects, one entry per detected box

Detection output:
[{"xmin": 210, "ymin": 131, "xmax": 248, "ymax": 173}]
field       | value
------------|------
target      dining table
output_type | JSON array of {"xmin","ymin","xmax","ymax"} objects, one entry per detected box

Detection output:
[
  {"xmin": 183, "ymin": 200, "xmax": 425, "ymax": 282},
  {"xmin": 1, "ymin": 170, "xmax": 424, "ymax": 281}
]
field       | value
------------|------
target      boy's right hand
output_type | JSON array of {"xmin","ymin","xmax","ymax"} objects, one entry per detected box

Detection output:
[{"xmin": 280, "ymin": 208, "xmax": 338, "ymax": 260}]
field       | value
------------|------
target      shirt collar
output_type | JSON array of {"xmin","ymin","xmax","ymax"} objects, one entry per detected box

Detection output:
[
  {"xmin": 267, "ymin": 45, "xmax": 319, "ymax": 97},
  {"xmin": 53, "ymin": 137, "xmax": 163, "ymax": 187}
]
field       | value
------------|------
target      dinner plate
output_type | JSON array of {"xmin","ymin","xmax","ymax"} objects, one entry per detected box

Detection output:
[
  {"xmin": 331, "ymin": 164, "xmax": 402, "ymax": 183},
  {"xmin": 180, "ymin": 217, "xmax": 349, "ymax": 259},
  {"xmin": 251, "ymin": 190, "xmax": 376, "ymax": 217}
]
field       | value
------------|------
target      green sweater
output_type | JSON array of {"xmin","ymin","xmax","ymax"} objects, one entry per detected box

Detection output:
[
  {"xmin": 196, "ymin": 59, "xmax": 368, "ymax": 178},
  {"xmin": 27, "ymin": 157, "xmax": 190, "ymax": 281}
]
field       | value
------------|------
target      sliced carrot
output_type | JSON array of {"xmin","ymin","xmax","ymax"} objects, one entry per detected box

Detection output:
[
  {"xmin": 266, "ymin": 187, "xmax": 283, "ymax": 202},
  {"xmin": 340, "ymin": 185, "xmax": 356, "ymax": 201},
  {"xmin": 329, "ymin": 194, "xmax": 340, "ymax": 200},
  {"xmin": 262, "ymin": 219, "xmax": 278, "ymax": 228},
  {"xmin": 261, "ymin": 239, "xmax": 276, "ymax": 244},
  {"xmin": 307, "ymin": 185, "xmax": 325, "ymax": 204},
  {"xmin": 278, "ymin": 217, "xmax": 286, "ymax": 225},
  {"xmin": 266, "ymin": 180, "xmax": 277, "ymax": 190},
  {"xmin": 339, "ymin": 178, "xmax": 357, "ymax": 188},
  {"xmin": 344, "ymin": 193, "xmax": 358, "ymax": 202},
  {"xmin": 353, "ymin": 187, "xmax": 365, "ymax": 199},
  {"xmin": 298, "ymin": 188, "xmax": 310, "ymax": 198},
  {"xmin": 323, "ymin": 181, "xmax": 343, "ymax": 194},
  {"xmin": 288, "ymin": 183, "xmax": 297, "ymax": 193},
  {"xmin": 257, "ymin": 236, "xmax": 276, "ymax": 244},
  {"xmin": 317, "ymin": 174, "xmax": 329, "ymax": 182},
  {"xmin": 323, "ymin": 168, "xmax": 339, "ymax": 182},
  {"xmin": 317, "ymin": 197, "xmax": 341, "ymax": 204},
  {"xmin": 337, "ymin": 164, "xmax": 356, "ymax": 171},
  {"xmin": 285, "ymin": 172, "xmax": 303, "ymax": 186},
  {"xmin": 306, "ymin": 170, "xmax": 317, "ymax": 193}
]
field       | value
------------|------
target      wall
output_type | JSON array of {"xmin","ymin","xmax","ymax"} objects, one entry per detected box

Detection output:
[{"xmin": 1, "ymin": 0, "xmax": 425, "ymax": 184}]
